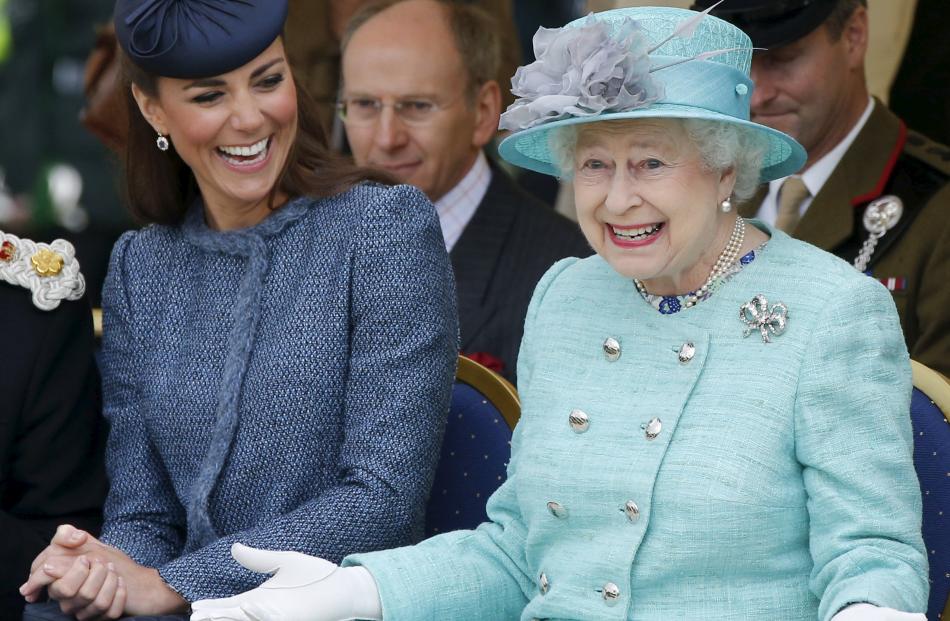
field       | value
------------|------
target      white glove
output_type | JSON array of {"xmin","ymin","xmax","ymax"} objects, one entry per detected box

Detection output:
[
  {"xmin": 831, "ymin": 603, "xmax": 927, "ymax": 621},
  {"xmin": 190, "ymin": 543, "xmax": 383, "ymax": 621}
]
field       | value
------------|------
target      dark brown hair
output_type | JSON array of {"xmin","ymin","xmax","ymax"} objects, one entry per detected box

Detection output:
[
  {"xmin": 120, "ymin": 46, "xmax": 393, "ymax": 226},
  {"xmin": 341, "ymin": 0, "xmax": 501, "ymax": 101},
  {"xmin": 825, "ymin": 0, "xmax": 868, "ymax": 41}
]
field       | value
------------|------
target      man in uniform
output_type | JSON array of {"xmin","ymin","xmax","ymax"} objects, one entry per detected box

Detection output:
[
  {"xmin": 0, "ymin": 231, "xmax": 106, "ymax": 620},
  {"xmin": 694, "ymin": 0, "xmax": 950, "ymax": 377},
  {"xmin": 340, "ymin": 0, "xmax": 590, "ymax": 382}
]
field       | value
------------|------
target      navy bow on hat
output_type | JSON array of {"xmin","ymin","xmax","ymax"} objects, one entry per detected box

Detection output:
[{"xmin": 115, "ymin": 0, "xmax": 288, "ymax": 79}]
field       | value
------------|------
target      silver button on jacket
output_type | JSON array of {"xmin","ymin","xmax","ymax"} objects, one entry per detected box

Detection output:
[
  {"xmin": 678, "ymin": 341, "xmax": 696, "ymax": 363},
  {"xmin": 644, "ymin": 417, "xmax": 662, "ymax": 440},
  {"xmin": 603, "ymin": 337, "xmax": 621, "ymax": 361},
  {"xmin": 602, "ymin": 582, "xmax": 621, "ymax": 605},
  {"xmin": 569, "ymin": 409, "xmax": 590, "ymax": 433},
  {"xmin": 623, "ymin": 500, "xmax": 640, "ymax": 522},
  {"xmin": 547, "ymin": 501, "xmax": 568, "ymax": 518}
]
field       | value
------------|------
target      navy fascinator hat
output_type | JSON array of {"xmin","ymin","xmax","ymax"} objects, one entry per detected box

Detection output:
[{"xmin": 114, "ymin": 0, "xmax": 289, "ymax": 79}]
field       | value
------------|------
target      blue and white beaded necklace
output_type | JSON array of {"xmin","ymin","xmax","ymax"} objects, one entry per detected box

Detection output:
[{"xmin": 632, "ymin": 218, "xmax": 765, "ymax": 314}]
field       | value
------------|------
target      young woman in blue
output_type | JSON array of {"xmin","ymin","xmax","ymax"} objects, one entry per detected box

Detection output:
[{"xmin": 19, "ymin": 1, "xmax": 457, "ymax": 618}]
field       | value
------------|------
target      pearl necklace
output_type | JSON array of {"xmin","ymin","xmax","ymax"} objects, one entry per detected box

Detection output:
[{"xmin": 634, "ymin": 216, "xmax": 746, "ymax": 309}]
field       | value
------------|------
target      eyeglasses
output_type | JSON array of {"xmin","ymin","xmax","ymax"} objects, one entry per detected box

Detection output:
[{"xmin": 336, "ymin": 96, "xmax": 460, "ymax": 126}]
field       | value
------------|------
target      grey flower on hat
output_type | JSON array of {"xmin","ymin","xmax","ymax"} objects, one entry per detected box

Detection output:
[{"xmin": 500, "ymin": 16, "xmax": 663, "ymax": 131}]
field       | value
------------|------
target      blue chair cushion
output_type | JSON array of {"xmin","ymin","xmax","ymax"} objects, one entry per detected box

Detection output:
[
  {"xmin": 911, "ymin": 386, "xmax": 950, "ymax": 620},
  {"xmin": 425, "ymin": 381, "xmax": 512, "ymax": 535}
]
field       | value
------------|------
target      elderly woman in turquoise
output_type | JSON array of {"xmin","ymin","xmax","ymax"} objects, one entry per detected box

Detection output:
[{"xmin": 190, "ymin": 6, "xmax": 927, "ymax": 621}]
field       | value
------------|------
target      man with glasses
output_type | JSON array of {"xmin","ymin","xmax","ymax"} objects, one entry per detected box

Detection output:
[{"xmin": 340, "ymin": 0, "xmax": 589, "ymax": 382}]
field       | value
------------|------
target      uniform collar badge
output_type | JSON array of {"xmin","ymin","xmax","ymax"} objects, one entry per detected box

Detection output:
[
  {"xmin": 853, "ymin": 195, "xmax": 903, "ymax": 273},
  {"xmin": 0, "ymin": 230, "xmax": 85, "ymax": 310}
]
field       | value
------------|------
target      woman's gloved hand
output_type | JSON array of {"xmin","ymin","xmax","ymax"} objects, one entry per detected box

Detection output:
[
  {"xmin": 831, "ymin": 604, "xmax": 927, "ymax": 621},
  {"xmin": 190, "ymin": 543, "xmax": 382, "ymax": 621}
]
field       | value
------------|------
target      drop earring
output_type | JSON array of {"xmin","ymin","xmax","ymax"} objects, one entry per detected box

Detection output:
[
  {"xmin": 156, "ymin": 133, "xmax": 169, "ymax": 151},
  {"xmin": 720, "ymin": 196, "xmax": 733, "ymax": 213}
]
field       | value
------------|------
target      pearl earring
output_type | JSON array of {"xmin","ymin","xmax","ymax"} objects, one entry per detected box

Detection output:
[
  {"xmin": 720, "ymin": 196, "xmax": 733, "ymax": 213},
  {"xmin": 156, "ymin": 133, "xmax": 169, "ymax": 151}
]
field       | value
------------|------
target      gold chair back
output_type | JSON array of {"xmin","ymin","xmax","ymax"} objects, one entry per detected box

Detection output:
[{"xmin": 455, "ymin": 355, "xmax": 520, "ymax": 430}]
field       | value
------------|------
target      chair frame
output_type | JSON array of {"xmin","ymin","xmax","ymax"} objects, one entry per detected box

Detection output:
[
  {"xmin": 456, "ymin": 355, "xmax": 520, "ymax": 430},
  {"xmin": 911, "ymin": 359, "xmax": 950, "ymax": 621},
  {"xmin": 912, "ymin": 360, "xmax": 950, "ymax": 420},
  {"xmin": 92, "ymin": 307, "xmax": 103, "ymax": 339}
]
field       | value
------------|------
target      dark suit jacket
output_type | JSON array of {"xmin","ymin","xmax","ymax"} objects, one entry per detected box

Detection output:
[
  {"xmin": 451, "ymin": 166, "xmax": 590, "ymax": 384},
  {"xmin": 740, "ymin": 100, "xmax": 950, "ymax": 377},
  {"xmin": 0, "ymin": 284, "xmax": 106, "ymax": 620}
]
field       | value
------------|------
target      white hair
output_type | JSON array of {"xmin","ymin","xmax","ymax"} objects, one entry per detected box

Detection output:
[{"xmin": 548, "ymin": 118, "xmax": 768, "ymax": 201}]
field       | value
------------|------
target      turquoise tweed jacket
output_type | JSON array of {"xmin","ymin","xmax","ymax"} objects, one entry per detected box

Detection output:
[{"xmin": 347, "ymin": 225, "xmax": 928, "ymax": 620}]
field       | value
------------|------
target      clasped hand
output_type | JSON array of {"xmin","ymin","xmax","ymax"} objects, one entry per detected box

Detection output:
[
  {"xmin": 190, "ymin": 543, "xmax": 382, "ymax": 621},
  {"xmin": 20, "ymin": 524, "xmax": 186, "ymax": 620},
  {"xmin": 29, "ymin": 533, "xmax": 920, "ymax": 621}
]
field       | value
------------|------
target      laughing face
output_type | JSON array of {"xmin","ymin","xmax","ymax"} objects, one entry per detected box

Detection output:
[
  {"xmin": 132, "ymin": 38, "xmax": 298, "ymax": 229},
  {"xmin": 572, "ymin": 119, "xmax": 737, "ymax": 295}
]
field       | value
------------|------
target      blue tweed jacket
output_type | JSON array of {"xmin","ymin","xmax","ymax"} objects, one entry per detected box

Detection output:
[
  {"xmin": 347, "ymin": 225, "xmax": 928, "ymax": 620},
  {"xmin": 98, "ymin": 184, "xmax": 457, "ymax": 601}
]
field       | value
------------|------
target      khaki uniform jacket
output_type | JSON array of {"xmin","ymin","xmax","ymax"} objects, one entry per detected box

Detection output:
[{"xmin": 740, "ymin": 100, "xmax": 950, "ymax": 377}]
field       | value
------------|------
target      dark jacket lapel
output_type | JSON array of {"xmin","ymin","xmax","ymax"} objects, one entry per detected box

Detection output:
[{"xmin": 450, "ymin": 165, "xmax": 517, "ymax": 350}]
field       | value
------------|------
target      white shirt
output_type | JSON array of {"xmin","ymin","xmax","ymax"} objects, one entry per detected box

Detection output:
[
  {"xmin": 434, "ymin": 151, "xmax": 492, "ymax": 252},
  {"xmin": 757, "ymin": 97, "xmax": 874, "ymax": 225}
]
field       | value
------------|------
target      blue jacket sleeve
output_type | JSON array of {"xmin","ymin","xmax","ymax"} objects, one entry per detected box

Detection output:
[
  {"xmin": 99, "ymin": 232, "xmax": 187, "ymax": 567},
  {"xmin": 157, "ymin": 185, "xmax": 459, "ymax": 600},
  {"xmin": 343, "ymin": 257, "xmax": 579, "ymax": 620},
  {"xmin": 795, "ymin": 276, "xmax": 929, "ymax": 620}
]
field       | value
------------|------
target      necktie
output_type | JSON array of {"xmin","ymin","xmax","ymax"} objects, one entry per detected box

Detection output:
[{"xmin": 776, "ymin": 176, "xmax": 810, "ymax": 233}]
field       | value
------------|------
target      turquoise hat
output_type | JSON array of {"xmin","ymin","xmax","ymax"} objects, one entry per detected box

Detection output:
[{"xmin": 498, "ymin": 6, "xmax": 806, "ymax": 182}]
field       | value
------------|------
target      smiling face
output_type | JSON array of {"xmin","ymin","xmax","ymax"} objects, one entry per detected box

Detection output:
[
  {"xmin": 132, "ymin": 38, "xmax": 298, "ymax": 229},
  {"xmin": 572, "ymin": 119, "xmax": 737, "ymax": 295},
  {"xmin": 340, "ymin": 0, "xmax": 499, "ymax": 202},
  {"xmin": 749, "ymin": 10, "xmax": 868, "ymax": 169}
]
